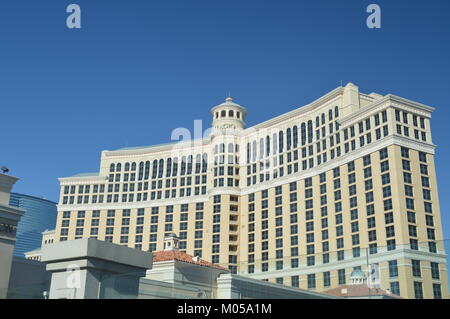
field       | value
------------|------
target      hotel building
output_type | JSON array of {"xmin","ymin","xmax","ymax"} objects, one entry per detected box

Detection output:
[{"xmin": 53, "ymin": 83, "xmax": 448, "ymax": 299}]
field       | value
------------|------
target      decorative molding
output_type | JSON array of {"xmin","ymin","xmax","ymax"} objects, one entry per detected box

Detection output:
[
  {"xmin": 0, "ymin": 173, "xmax": 19, "ymax": 190},
  {"xmin": 59, "ymin": 175, "xmax": 107, "ymax": 184},
  {"xmin": 57, "ymin": 195, "xmax": 210, "ymax": 211},
  {"xmin": 247, "ymin": 87, "xmax": 344, "ymax": 131},
  {"xmin": 340, "ymin": 95, "xmax": 434, "ymax": 126}
]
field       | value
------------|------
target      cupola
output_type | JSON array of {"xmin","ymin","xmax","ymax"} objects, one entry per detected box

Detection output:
[{"xmin": 210, "ymin": 97, "xmax": 247, "ymax": 133}]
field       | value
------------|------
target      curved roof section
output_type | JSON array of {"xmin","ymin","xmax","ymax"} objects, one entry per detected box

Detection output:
[{"xmin": 211, "ymin": 97, "xmax": 247, "ymax": 115}]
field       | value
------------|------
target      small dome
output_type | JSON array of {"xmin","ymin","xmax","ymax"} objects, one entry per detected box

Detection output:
[
  {"xmin": 217, "ymin": 96, "xmax": 243, "ymax": 108},
  {"xmin": 210, "ymin": 96, "xmax": 247, "ymax": 118},
  {"xmin": 350, "ymin": 269, "xmax": 366, "ymax": 280}
]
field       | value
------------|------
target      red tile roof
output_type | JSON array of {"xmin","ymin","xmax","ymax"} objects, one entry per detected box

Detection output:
[
  {"xmin": 152, "ymin": 250, "xmax": 228, "ymax": 271},
  {"xmin": 323, "ymin": 284, "xmax": 402, "ymax": 298}
]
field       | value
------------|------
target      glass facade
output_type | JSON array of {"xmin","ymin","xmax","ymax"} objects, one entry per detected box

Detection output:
[{"xmin": 9, "ymin": 193, "xmax": 57, "ymax": 257}]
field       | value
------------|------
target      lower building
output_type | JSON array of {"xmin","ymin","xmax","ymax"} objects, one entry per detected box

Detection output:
[
  {"xmin": 41, "ymin": 236, "xmax": 337, "ymax": 299},
  {"xmin": 0, "ymin": 173, "xmax": 25, "ymax": 299},
  {"xmin": 25, "ymin": 229, "xmax": 55, "ymax": 261},
  {"xmin": 7, "ymin": 256, "xmax": 50, "ymax": 299},
  {"xmin": 323, "ymin": 268, "xmax": 401, "ymax": 299}
]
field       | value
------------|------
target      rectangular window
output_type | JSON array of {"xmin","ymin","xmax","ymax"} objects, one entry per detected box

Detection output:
[{"xmin": 412, "ymin": 260, "xmax": 421, "ymax": 277}]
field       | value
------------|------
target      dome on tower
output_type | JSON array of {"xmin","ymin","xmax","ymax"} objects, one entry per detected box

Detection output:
[
  {"xmin": 217, "ymin": 96, "xmax": 243, "ymax": 108},
  {"xmin": 210, "ymin": 96, "xmax": 247, "ymax": 132}
]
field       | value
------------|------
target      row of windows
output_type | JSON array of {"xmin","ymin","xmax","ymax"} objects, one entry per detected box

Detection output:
[
  {"xmin": 60, "ymin": 203, "xmax": 205, "ymax": 219},
  {"xmin": 62, "ymin": 186, "xmax": 208, "ymax": 204},
  {"xmin": 214, "ymin": 109, "xmax": 242, "ymax": 120},
  {"xmin": 244, "ymin": 126, "xmax": 389, "ymax": 186},
  {"xmin": 108, "ymin": 155, "xmax": 208, "ymax": 178},
  {"xmin": 395, "ymin": 109, "xmax": 426, "ymax": 129}
]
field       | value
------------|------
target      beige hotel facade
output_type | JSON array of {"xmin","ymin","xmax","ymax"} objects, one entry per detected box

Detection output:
[{"xmin": 54, "ymin": 83, "xmax": 448, "ymax": 299}]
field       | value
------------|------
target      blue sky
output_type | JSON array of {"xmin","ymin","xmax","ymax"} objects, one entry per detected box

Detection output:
[{"xmin": 1, "ymin": 0, "xmax": 450, "ymax": 241}]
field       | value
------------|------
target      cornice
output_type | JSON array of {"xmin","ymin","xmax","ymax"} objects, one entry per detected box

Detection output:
[
  {"xmin": 59, "ymin": 175, "xmax": 107, "ymax": 185},
  {"xmin": 340, "ymin": 95, "xmax": 434, "ymax": 126},
  {"xmin": 57, "ymin": 195, "xmax": 210, "ymax": 211},
  {"xmin": 102, "ymin": 139, "xmax": 212, "ymax": 159},
  {"xmin": 0, "ymin": 173, "xmax": 19, "ymax": 189},
  {"xmin": 0, "ymin": 204, "xmax": 25, "ymax": 221},
  {"xmin": 246, "ymin": 87, "xmax": 344, "ymax": 132},
  {"xmin": 96, "ymin": 87, "xmax": 345, "ymax": 160}
]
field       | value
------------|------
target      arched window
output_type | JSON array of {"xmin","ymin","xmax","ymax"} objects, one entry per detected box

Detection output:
[
  {"xmin": 321, "ymin": 113, "xmax": 325, "ymax": 125},
  {"xmin": 246, "ymin": 143, "xmax": 251, "ymax": 164},
  {"xmin": 220, "ymin": 143, "xmax": 225, "ymax": 153},
  {"xmin": 228, "ymin": 143, "xmax": 234, "ymax": 153},
  {"xmin": 180, "ymin": 156, "xmax": 186, "ymax": 175},
  {"xmin": 316, "ymin": 116, "xmax": 320, "ymax": 127},
  {"xmin": 287, "ymin": 128, "xmax": 292, "ymax": 151},
  {"xmin": 279, "ymin": 131, "xmax": 284, "ymax": 153},
  {"xmin": 116, "ymin": 163, "xmax": 122, "ymax": 172},
  {"xmin": 186, "ymin": 155, "xmax": 193, "ymax": 174},
  {"xmin": 293, "ymin": 125, "xmax": 298, "ymax": 148},
  {"xmin": 216, "ymin": 112, "xmax": 219, "ymax": 119},
  {"xmin": 273, "ymin": 133, "xmax": 278, "ymax": 155},
  {"xmin": 252, "ymin": 141, "xmax": 257, "ymax": 162},
  {"xmin": 266, "ymin": 136, "xmax": 270, "ymax": 157},
  {"xmin": 125, "ymin": 162, "xmax": 130, "ymax": 171},
  {"xmin": 202, "ymin": 153, "xmax": 208, "ymax": 173},
  {"xmin": 172, "ymin": 157, "xmax": 178, "ymax": 176},
  {"xmin": 221, "ymin": 110, "xmax": 226, "ymax": 117},
  {"xmin": 195, "ymin": 154, "xmax": 201, "ymax": 173},
  {"xmin": 131, "ymin": 162, "xmax": 136, "ymax": 171},
  {"xmin": 144, "ymin": 161, "xmax": 150, "ymax": 179},
  {"xmin": 301, "ymin": 123, "xmax": 306, "ymax": 145},
  {"xmin": 166, "ymin": 158, "xmax": 172, "ymax": 177},
  {"xmin": 109, "ymin": 163, "xmax": 115, "ymax": 172},
  {"xmin": 229, "ymin": 110, "xmax": 234, "ymax": 117},
  {"xmin": 329, "ymin": 109, "xmax": 333, "ymax": 121},
  {"xmin": 335, "ymin": 106, "xmax": 339, "ymax": 118},
  {"xmin": 138, "ymin": 162, "xmax": 144, "ymax": 180},
  {"xmin": 259, "ymin": 138, "xmax": 264, "ymax": 159},
  {"xmin": 237, "ymin": 112, "xmax": 240, "ymax": 119},
  {"xmin": 152, "ymin": 160, "xmax": 158, "ymax": 178},
  {"xmin": 307, "ymin": 120, "xmax": 313, "ymax": 144},
  {"xmin": 158, "ymin": 159, "xmax": 164, "ymax": 178}
]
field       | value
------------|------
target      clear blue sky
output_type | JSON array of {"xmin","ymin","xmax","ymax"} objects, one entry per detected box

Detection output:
[{"xmin": 1, "ymin": 1, "xmax": 449, "ymax": 241}]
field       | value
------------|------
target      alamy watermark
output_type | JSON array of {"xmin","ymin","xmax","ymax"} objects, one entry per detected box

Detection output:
[
  {"xmin": 65, "ymin": 4, "xmax": 381, "ymax": 30},
  {"xmin": 66, "ymin": 4, "xmax": 81, "ymax": 29},
  {"xmin": 367, "ymin": 4, "xmax": 381, "ymax": 29}
]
